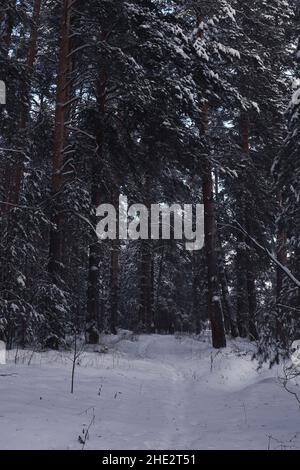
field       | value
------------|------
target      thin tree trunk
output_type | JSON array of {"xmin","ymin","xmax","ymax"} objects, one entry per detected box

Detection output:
[
  {"xmin": 214, "ymin": 168, "xmax": 238, "ymax": 337},
  {"xmin": 247, "ymin": 269, "xmax": 258, "ymax": 340},
  {"xmin": 110, "ymin": 237, "xmax": 119, "ymax": 335},
  {"xmin": 154, "ymin": 243, "xmax": 165, "ymax": 332},
  {"xmin": 276, "ymin": 234, "xmax": 287, "ymax": 299},
  {"xmin": 276, "ymin": 195, "xmax": 287, "ymax": 301},
  {"xmin": 26, "ymin": 0, "xmax": 42, "ymax": 72},
  {"xmin": 139, "ymin": 240, "xmax": 153, "ymax": 332},
  {"xmin": 109, "ymin": 187, "xmax": 120, "ymax": 334},
  {"xmin": 202, "ymin": 159, "xmax": 226, "ymax": 348},
  {"xmin": 86, "ymin": 174, "xmax": 102, "ymax": 342},
  {"xmin": 138, "ymin": 175, "xmax": 154, "ymax": 332},
  {"xmin": 218, "ymin": 249, "xmax": 238, "ymax": 337},
  {"xmin": 86, "ymin": 72, "xmax": 107, "ymax": 342},
  {"xmin": 195, "ymin": 14, "xmax": 226, "ymax": 347},
  {"xmin": 201, "ymin": 104, "xmax": 226, "ymax": 348},
  {"xmin": 236, "ymin": 229, "xmax": 249, "ymax": 337},
  {"xmin": 19, "ymin": 0, "xmax": 42, "ymax": 130},
  {"xmin": 48, "ymin": 0, "xmax": 72, "ymax": 282},
  {"xmin": 192, "ymin": 250, "xmax": 202, "ymax": 334},
  {"xmin": 275, "ymin": 195, "xmax": 288, "ymax": 342},
  {"xmin": 245, "ymin": 217, "xmax": 258, "ymax": 340},
  {"xmin": 237, "ymin": 112, "xmax": 258, "ymax": 339}
]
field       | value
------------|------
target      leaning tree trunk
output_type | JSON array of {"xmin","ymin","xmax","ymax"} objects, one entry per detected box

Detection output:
[
  {"xmin": 48, "ymin": 0, "xmax": 72, "ymax": 283},
  {"xmin": 201, "ymin": 105, "xmax": 226, "ymax": 349}
]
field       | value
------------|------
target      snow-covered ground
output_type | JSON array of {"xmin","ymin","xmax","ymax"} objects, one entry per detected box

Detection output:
[{"xmin": 0, "ymin": 333, "xmax": 299, "ymax": 450}]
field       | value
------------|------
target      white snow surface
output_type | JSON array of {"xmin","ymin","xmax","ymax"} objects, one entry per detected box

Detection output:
[{"xmin": 0, "ymin": 333, "xmax": 299, "ymax": 450}]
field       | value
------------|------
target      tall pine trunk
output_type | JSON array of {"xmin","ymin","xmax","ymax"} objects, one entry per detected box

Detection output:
[
  {"xmin": 236, "ymin": 228, "xmax": 249, "ymax": 337},
  {"xmin": 201, "ymin": 104, "xmax": 226, "ymax": 348},
  {"xmin": 239, "ymin": 112, "xmax": 258, "ymax": 340},
  {"xmin": 155, "ymin": 243, "xmax": 165, "ymax": 332},
  {"xmin": 138, "ymin": 175, "xmax": 154, "ymax": 332},
  {"xmin": 192, "ymin": 250, "xmax": 202, "ymax": 334},
  {"xmin": 110, "ymin": 237, "xmax": 119, "ymax": 335},
  {"xmin": 86, "ymin": 72, "xmax": 107, "ymax": 343},
  {"xmin": 109, "ymin": 188, "xmax": 120, "ymax": 334},
  {"xmin": 138, "ymin": 240, "xmax": 154, "ymax": 332},
  {"xmin": 48, "ymin": 0, "xmax": 72, "ymax": 283},
  {"xmin": 275, "ymin": 195, "xmax": 287, "ymax": 342},
  {"xmin": 245, "ymin": 217, "xmax": 258, "ymax": 340},
  {"xmin": 214, "ymin": 168, "xmax": 238, "ymax": 337},
  {"xmin": 276, "ymin": 196, "xmax": 287, "ymax": 301}
]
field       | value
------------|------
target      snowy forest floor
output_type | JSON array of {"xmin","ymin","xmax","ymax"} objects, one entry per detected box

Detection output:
[{"xmin": 0, "ymin": 333, "xmax": 300, "ymax": 450}]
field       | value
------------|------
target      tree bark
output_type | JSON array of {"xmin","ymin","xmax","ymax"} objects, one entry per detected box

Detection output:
[
  {"xmin": 237, "ymin": 112, "xmax": 258, "ymax": 339},
  {"xmin": 276, "ymin": 196, "xmax": 287, "ymax": 301},
  {"xmin": 275, "ymin": 195, "xmax": 288, "ymax": 342},
  {"xmin": 109, "ymin": 187, "xmax": 120, "ymax": 335},
  {"xmin": 192, "ymin": 250, "xmax": 202, "ymax": 334},
  {"xmin": 154, "ymin": 243, "xmax": 165, "ymax": 332},
  {"xmin": 214, "ymin": 168, "xmax": 238, "ymax": 337},
  {"xmin": 202, "ymin": 159, "xmax": 226, "ymax": 348},
  {"xmin": 218, "ymin": 249, "xmax": 238, "ymax": 337},
  {"xmin": 236, "ymin": 229, "xmax": 249, "ymax": 337},
  {"xmin": 48, "ymin": 0, "xmax": 72, "ymax": 283},
  {"xmin": 139, "ymin": 240, "xmax": 154, "ymax": 332},
  {"xmin": 138, "ymin": 175, "xmax": 154, "ymax": 332},
  {"xmin": 86, "ymin": 71, "xmax": 107, "ymax": 342},
  {"xmin": 201, "ymin": 105, "xmax": 226, "ymax": 348},
  {"xmin": 110, "ymin": 237, "xmax": 119, "ymax": 335}
]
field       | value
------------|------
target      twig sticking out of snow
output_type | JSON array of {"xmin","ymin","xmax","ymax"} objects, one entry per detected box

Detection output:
[{"xmin": 78, "ymin": 407, "xmax": 95, "ymax": 450}]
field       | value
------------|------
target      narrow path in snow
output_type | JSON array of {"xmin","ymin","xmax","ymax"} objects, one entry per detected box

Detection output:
[
  {"xmin": 134, "ymin": 335, "xmax": 194, "ymax": 449},
  {"xmin": 0, "ymin": 334, "xmax": 299, "ymax": 450}
]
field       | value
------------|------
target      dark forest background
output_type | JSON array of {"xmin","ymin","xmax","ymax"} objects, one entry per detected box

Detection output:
[{"xmin": 0, "ymin": 0, "xmax": 300, "ymax": 364}]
